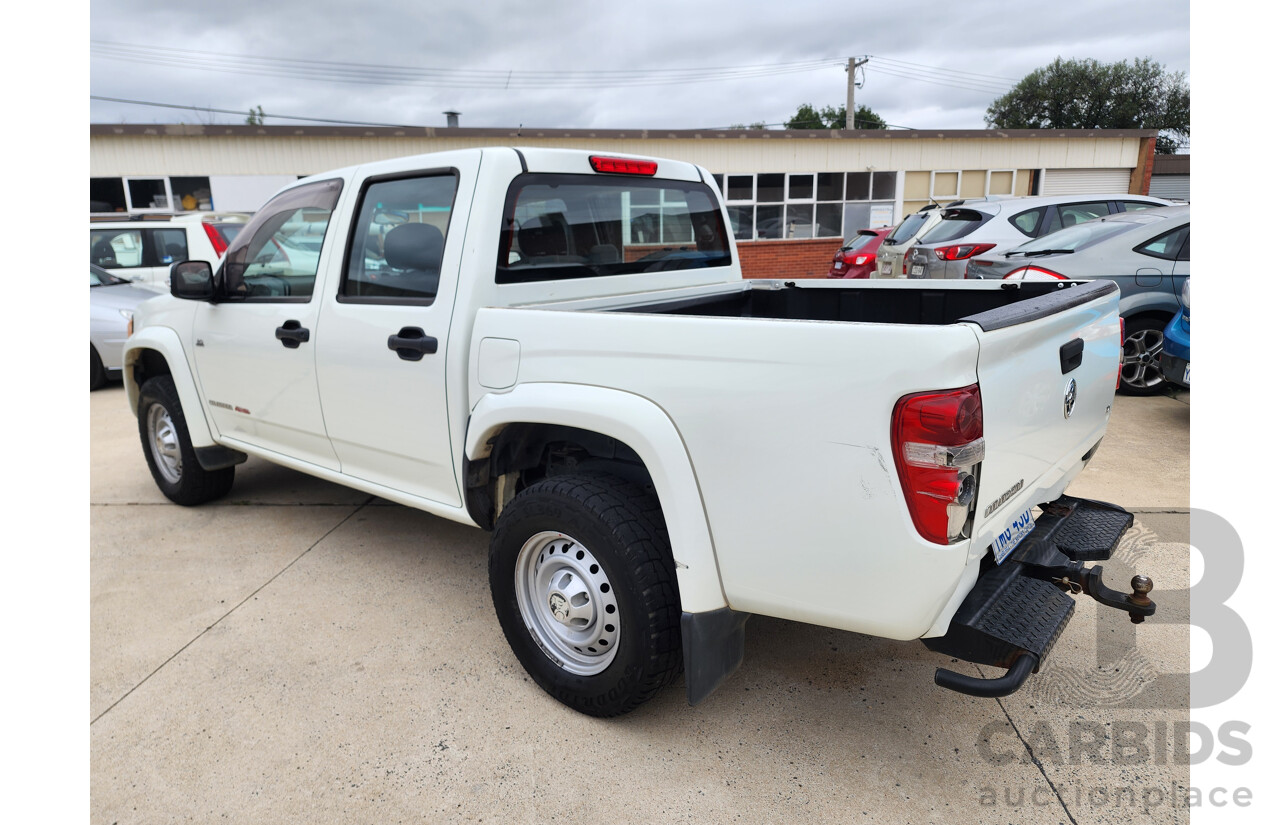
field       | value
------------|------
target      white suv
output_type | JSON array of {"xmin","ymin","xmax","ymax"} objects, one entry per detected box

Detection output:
[
  {"xmin": 89, "ymin": 212, "xmax": 250, "ymax": 292},
  {"xmin": 904, "ymin": 193, "xmax": 1170, "ymax": 280}
]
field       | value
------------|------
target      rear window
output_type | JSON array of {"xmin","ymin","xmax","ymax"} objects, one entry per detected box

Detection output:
[
  {"xmin": 918, "ymin": 208, "xmax": 990, "ymax": 245},
  {"xmin": 842, "ymin": 231, "xmax": 881, "ymax": 252},
  {"xmin": 497, "ymin": 174, "xmax": 731, "ymax": 283},
  {"xmin": 885, "ymin": 212, "xmax": 928, "ymax": 245}
]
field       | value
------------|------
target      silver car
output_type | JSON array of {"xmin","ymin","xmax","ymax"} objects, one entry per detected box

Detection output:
[
  {"xmin": 873, "ymin": 205, "xmax": 943, "ymax": 278},
  {"xmin": 905, "ymin": 193, "xmax": 1170, "ymax": 280},
  {"xmin": 989, "ymin": 205, "xmax": 1190, "ymax": 396},
  {"xmin": 91, "ymin": 264, "xmax": 155, "ymax": 390}
]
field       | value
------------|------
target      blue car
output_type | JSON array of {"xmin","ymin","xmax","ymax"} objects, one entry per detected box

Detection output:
[{"xmin": 1160, "ymin": 280, "xmax": 1190, "ymax": 389}]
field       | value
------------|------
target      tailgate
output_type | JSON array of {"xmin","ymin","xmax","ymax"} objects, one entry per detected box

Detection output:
[{"xmin": 963, "ymin": 281, "xmax": 1121, "ymax": 555}]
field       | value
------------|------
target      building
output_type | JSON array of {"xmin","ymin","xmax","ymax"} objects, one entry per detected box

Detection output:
[
  {"xmin": 1149, "ymin": 153, "xmax": 1190, "ymax": 202},
  {"xmin": 90, "ymin": 124, "xmax": 1160, "ymax": 278}
]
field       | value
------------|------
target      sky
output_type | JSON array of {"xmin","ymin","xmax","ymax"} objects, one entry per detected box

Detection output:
[{"xmin": 88, "ymin": 0, "xmax": 1190, "ymax": 133}]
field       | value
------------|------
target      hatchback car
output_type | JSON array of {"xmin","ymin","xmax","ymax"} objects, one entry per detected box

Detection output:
[
  {"xmin": 993, "ymin": 205, "xmax": 1189, "ymax": 395},
  {"xmin": 90, "ymin": 264, "xmax": 155, "ymax": 390},
  {"xmin": 827, "ymin": 226, "xmax": 892, "ymax": 278},
  {"xmin": 90, "ymin": 212, "xmax": 249, "ymax": 292},
  {"xmin": 1160, "ymin": 280, "xmax": 1190, "ymax": 390},
  {"xmin": 873, "ymin": 205, "xmax": 943, "ymax": 278},
  {"xmin": 904, "ymin": 193, "xmax": 1170, "ymax": 280}
]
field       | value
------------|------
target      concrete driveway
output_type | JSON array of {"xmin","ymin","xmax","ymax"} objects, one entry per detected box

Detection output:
[{"xmin": 91, "ymin": 385, "xmax": 1190, "ymax": 824}]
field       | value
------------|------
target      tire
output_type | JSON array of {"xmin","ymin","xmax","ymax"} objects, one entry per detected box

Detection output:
[
  {"xmin": 137, "ymin": 375, "xmax": 235, "ymax": 505},
  {"xmin": 90, "ymin": 346, "xmax": 106, "ymax": 391},
  {"xmin": 1119, "ymin": 317, "xmax": 1169, "ymax": 396},
  {"xmin": 488, "ymin": 473, "xmax": 682, "ymax": 717}
]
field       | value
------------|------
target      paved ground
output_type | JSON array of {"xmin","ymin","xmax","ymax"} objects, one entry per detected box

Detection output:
[{"xmin": 91, "ymin": 385, "xmax": 1190, "ymax": 824}]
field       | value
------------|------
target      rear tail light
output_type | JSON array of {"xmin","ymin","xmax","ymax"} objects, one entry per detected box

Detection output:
[
  {"xmin": 202, "ymin": 222, "xmax": 230, "ymax": 257},
  {"xmin": 891, "ymin": 384, "xmax": 985, "ymax": 545},
  {"xmin": 840, "ymin": 251, "xmax": 872, "ymax": 266},
  {"xmin": 589, "ymin": 156, "xmax": 658, "ymax": 176},
  {"xmin": 933, "ymin": 243, "xmax": 996, "ymax": 261},
  {"xmin": 902, "ymin": 248, "xmax": 912, "ymax": 274},
  {"xmin": 1003, "ymin": 265, "xmax": 1067, "ymax": 281},
  {"xmin": 1117, "ymin": 317, "xmax": 1125, "ymax": 390}
]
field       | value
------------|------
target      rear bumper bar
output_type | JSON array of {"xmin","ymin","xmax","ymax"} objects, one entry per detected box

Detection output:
[{"xmin": 924, "ymin": 495, "xmax": 1156, "ymax": 698}]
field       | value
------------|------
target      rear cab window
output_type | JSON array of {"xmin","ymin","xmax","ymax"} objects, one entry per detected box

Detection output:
[{"xmin": 496, "ymin": 174, "xmax": 731, "ymax": 283}]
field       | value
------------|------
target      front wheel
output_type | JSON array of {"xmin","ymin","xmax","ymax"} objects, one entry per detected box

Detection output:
[
  {"xmin": 489, "ymin": 473, "xmax": 682, "ymax": 717},
  {"xmin": 137, "ymin": 375, "xmax": 235, "ymax": 505},
  {"xmin": 1119, "ymin": 317, "xmax": 1169, "ymax": 396}
]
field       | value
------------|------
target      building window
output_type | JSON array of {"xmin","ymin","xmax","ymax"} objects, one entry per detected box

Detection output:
[
  {"xmin": 90, "ymin": 176, "xmax": 216, "ymax": 212},
  {"xmin": 714, "ymin": 171, "xmax": 898, "ymax": 241}
]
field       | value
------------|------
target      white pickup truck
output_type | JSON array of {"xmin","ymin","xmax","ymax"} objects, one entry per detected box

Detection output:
[{"xmin": 123, "ymin": 147, "xmax": 1156, "ymax": 716}]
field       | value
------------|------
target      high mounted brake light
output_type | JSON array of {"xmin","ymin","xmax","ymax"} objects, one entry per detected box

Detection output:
[
  {"xmin": 892, "ymin": 385, "xmax": 985, "ymax": 545},
  {"xmin": 589, "ymin": 156, "xmax": 658, "ymax": 176}
]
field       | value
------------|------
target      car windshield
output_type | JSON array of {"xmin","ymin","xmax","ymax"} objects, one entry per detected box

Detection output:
[
  {"xmin": 90, "ymin": 265, "xmax": 128, "ymax": 287},
  {"xmin": 885, "ymin": 212, "xmax": 928, "ymax": 245},
  {"xmin": 1010, "ymin": 219, "xmax": 1141, "ymax": 255},
  {"xmin": 918, "ymin": 209, "xmax": 989, "ymax": 244}
]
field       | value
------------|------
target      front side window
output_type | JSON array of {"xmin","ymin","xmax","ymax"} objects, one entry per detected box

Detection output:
[
  {"xmin": 220, "ymin": 178, "xmax": 343, "ymax": 301},
  {"xmin": 90, "ymin": 229, "xmax": 144, "ymax": 268},
  {"xmin": 342, "ymin": 173, "xmax": 458, "ymax": 303},
  {"xmin": 1043, "ymin": 201, "xmax": 1110, "ymax": 234},
  {"xmin": 497, "ymin": 174, "xmax": 730, "ymax": 284},
  {"xmin": 1135, "ymin": 224, "xmax": 1190, "ymax": 261}
]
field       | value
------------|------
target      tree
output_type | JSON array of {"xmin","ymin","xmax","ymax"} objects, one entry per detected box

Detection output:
[
  {"xmin": 785, "ymin": 103, "xmax": 887, "ymax": 130},
  {"xmin": 985, "ymin": 57, "xmax": 1189, "ymax": 153},
  {"xmin": 245, "ymin": 105, "xmax": 266, "ymax": 125},
  {"xmin": 727, "ymin": 121, "xmax": 769, "ymax": 130}
]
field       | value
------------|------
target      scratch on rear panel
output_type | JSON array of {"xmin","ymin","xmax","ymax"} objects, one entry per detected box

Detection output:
[{"xmin": 829, "ymin": 442, "xmax": 894, "ymax": 500}]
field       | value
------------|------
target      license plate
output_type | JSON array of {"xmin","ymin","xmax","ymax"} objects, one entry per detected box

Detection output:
[
  {"xmin": 910, "ymin": 264, "xmax": 923, "ymax": 277},
  {"xmin": 881, "ymin": 261, "xmax": 892, "ymax": 275},
  {"xmin": 993, "ymin": 508, "xmax": 1035, "ymax": 564},
  {"xmin": 1183, "ymin": 364, "xmax": 1190, "ymax": 385},
  {"xmin": 833, "ymin": 262, "xmax": 844, "ymax": 270}
]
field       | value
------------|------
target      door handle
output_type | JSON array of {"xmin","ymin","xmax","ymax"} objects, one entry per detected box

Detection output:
[
  {"xmin": 387, "ymin": 326, "xmax": 438, "ymax": 361},
  {"xmin": 275, "ymin": 320, "xmax": 311, "ymax": 348}
]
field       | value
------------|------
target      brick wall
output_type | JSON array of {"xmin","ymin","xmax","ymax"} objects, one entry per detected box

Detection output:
[{"xmin": 736, "ymin": 238, "xmax": 843, "ymax": 279}]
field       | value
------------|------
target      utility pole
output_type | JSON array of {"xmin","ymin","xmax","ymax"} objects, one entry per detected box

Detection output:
[{"xmin": 845, "ymin": 56, "xmax": 869, "ymax": 129}]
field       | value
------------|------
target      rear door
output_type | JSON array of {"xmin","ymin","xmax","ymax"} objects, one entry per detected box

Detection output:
[{"xmin": 963, "ymin": 282, "xmax": 1122, "ymax": 553}]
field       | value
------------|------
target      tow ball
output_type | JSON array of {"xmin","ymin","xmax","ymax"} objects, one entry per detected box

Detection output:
[{"xmin": 1052, "ymin": 567, "xmax": 1156, "ymax": 623}]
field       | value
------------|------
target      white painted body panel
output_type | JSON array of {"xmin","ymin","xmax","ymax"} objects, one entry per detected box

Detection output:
[{"xmin": 124, "ymin": 146, "xmax": 1120, "ymax": 646}]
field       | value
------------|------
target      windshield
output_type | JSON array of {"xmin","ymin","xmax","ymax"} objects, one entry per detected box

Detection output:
[
  {"xmin": 918, "ymin": 209, "xmax": 990, "ymax": 245},
  {"xmin": 885, "ymin": 212, "xmax": 928, "ymax": 245},
  {"xmin": 1012, "ymin": 219, "xmax": 1140, "ymax": 254},
  {"xmin": 497, "ymin": 174, "xmax": 731, "ymax": 283},
  {"xmin": 90, "ymin": 265, "xmax": 128, "ymax": 287}
]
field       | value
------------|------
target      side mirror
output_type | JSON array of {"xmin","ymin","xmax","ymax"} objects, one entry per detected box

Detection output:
[{"xmin": 170, "ymin": 260, "xmax": 215, "ymax": 300}]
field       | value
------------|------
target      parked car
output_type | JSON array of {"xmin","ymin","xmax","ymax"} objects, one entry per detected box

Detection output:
[
  {"xmin": 904, "ymin": 193, "xmax": 1170, "ymax": 280},
  {"xmin": 90, "ymin": 264, "xmax": 155, "ymax": 390},
  {"xmin": 874, "ymin": 204, "xmax": 943, "ymax": 278},
  {"xmin": 993, "ymin": 205, "xmax": 1189, "ymax": 395},
  {"xmin": 1160, "ymin": 279, "xmax": 1190, "ymax": 390},
  {"xmin": 826, "ymin": 226, "xmax": 892, "ymax": 278},
  {"xmin": 90, "ymin": 212, "xmax": 250, "ymax": 292}
]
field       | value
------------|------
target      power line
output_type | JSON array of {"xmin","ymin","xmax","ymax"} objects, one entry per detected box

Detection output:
[
  {"xmin": 89, "ymin": 96, "xmax": 415, "ymax": 127},
  {"xmin": 869, "ymin": 55, "xmax": 1021, "ymax": 83}
]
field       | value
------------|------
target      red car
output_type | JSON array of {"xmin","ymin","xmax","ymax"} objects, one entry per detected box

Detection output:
[{"xmin": 826, "ymin": 226, "xmax": 892, "ymax": 278}]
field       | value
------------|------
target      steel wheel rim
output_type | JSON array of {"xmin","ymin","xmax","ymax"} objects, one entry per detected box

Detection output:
[
  {"xmin": 147, "ymin": 403, "xmax": 183, "ymax": 484},
  {"xmin": 514, "ymin": 531, "xmax": 620, "ymax": 675},
  {"xmin": 1121, "ymin": 328, "xmax": 1166, "ymax": 390}
]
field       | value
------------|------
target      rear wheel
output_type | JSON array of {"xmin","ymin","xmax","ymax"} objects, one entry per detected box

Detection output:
[
  {"xmin": 137, "ymin": 375, "xmax": 235, "ymax": 505},
  {"xmin": 1119, "ymin": 317, "xmax": 1169, "ymax": 396},
  {"xmin": 488, "ymin": 473, "xmax": 682, "ymax": 717}
]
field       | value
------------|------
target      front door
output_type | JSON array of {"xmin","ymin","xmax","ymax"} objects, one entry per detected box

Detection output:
[
  {"xmin": 191, "ymin": 178, "xmax": 345, "ymax": 470},
  {"xmin": 315, "ymin": 162, "xmax": 476, "ymax": 506}
]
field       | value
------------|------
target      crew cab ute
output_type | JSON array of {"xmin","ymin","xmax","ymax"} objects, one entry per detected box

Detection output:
[{"xmin": 123, "ymin": 148, "xmax": 1157, "ymax": 716}]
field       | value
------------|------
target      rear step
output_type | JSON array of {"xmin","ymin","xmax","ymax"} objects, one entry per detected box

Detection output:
[{"xmin": 925, "ymin": 495, "xmax": 1156, "ymax": 697}]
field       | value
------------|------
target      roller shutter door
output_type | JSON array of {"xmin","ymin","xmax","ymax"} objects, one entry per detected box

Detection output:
[
  {"xmin": 1041, "ymin": 168, "xmax": 1132, "ymax": 195},
  {"xmin": 1149, "ymin": 175, "xmax": 1190, "ymax": 201}
]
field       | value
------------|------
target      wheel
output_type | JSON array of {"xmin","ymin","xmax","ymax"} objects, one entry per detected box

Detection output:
[
  {"xmin": 90, "ymin": 345, "xmax": 106, "ymax": 391},
  {"xmin": 137, "ymin": 375, "xmax": 235, "ymax": 505},
  {"xmin": 488, "ymin": 473, "xmax": 682, "ymax": 717},
  {"xmin": 1119, "ymin": 317, "xmax": 1169, "ymax": 396}
]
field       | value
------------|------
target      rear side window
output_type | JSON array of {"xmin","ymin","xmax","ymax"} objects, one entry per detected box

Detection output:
[
  {"xmin": 1136, "ymin": 224, "xmax": 1190, "ymax": 261},
  {"xmin": 497, "ymin": 174, "xmax": 731, "ymax": 283},
  {"xmin": 341, "ymin": 173, "xmax": 458, "ymax": 303},
  {"xmin": 1042, "ymin": 202, "xmax": 1109, "ymax": 234},
  {"xmin": 220, "ymin": 178, "xmax": 343, "ymax": 301},
  {"xmin": 151, "ymin": 228, "xmax": 188, "ymax": 265},
  {"xmin": 918, "ymin": 209, "xmax": 990, "ymax": 245},
  {"xmin": 1120, "ymin": 201, "xmax": 1159, "ymax": 212},
  {"xmin": 1009, "ymin": 207, "xmax": 1044, "ymax": 237}
]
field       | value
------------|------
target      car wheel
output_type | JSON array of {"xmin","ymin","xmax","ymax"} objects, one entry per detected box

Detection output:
[
  {"xmin": 137, "ymin": 375, "xmax": 235, "ymax": 505},
  {"xmin": 90, "ymin": 346, "xmax": 106, "ymax": 391},
  {"xmin": 1119, "ymin": 318, "xmax": 1169, "ymax": 396},
  {"xmin": 488, "ymin": 473, "xmax": 682, "ymax": 717}
]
